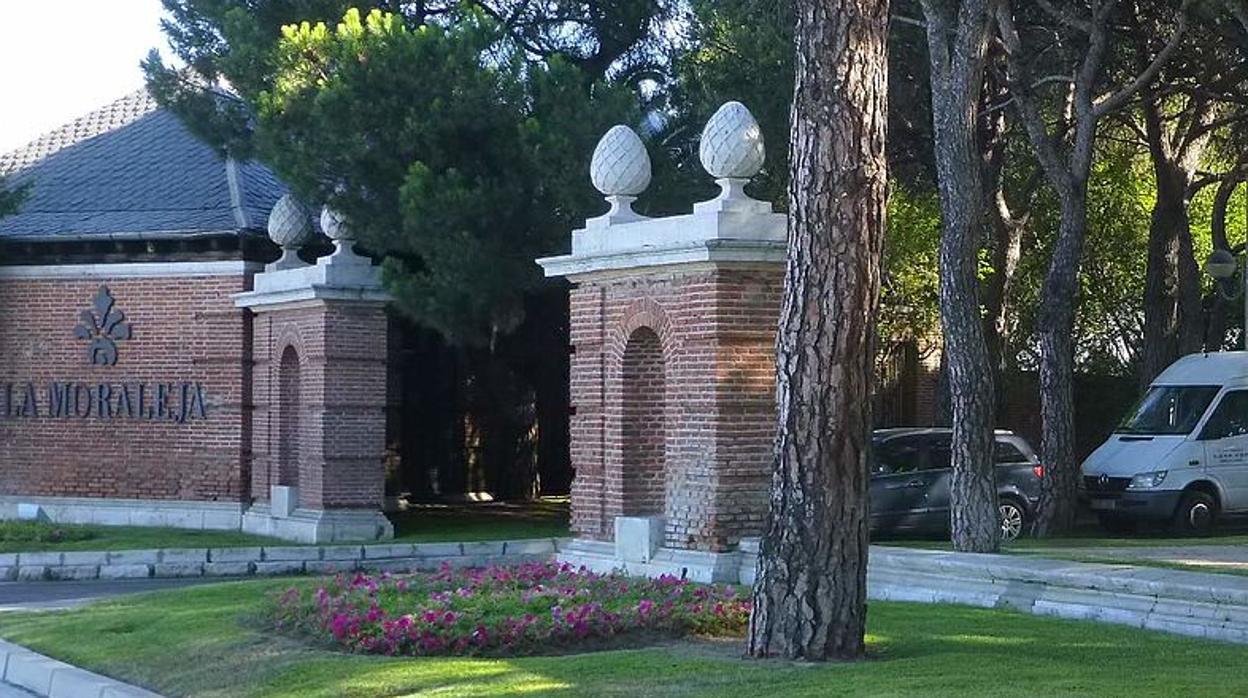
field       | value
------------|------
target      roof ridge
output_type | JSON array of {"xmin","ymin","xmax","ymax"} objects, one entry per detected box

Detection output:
[{"xmin": 0, "ymin": 88, "xmax": 159, "ymax": 176}]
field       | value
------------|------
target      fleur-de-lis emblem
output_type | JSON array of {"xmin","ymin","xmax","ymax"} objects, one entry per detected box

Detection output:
[{"xmin": 73, "ymin": 286, "xmax": 132, "ymax": 366}]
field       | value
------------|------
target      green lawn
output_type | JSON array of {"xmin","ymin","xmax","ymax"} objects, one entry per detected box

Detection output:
[
  {"xmin": 0, "ymin": 578, "xmax": 1242, "ymax": 697},
  {"xmin": 389, "ymin": 498, "xmax": 570, "ymax": 543},
  {"xmin": 0, "ymin": 499, "xmax": 571, "ymax": 553},
  {"xmin": 0, "ymin": 522, "xmax": 283, "ymax": 554}
]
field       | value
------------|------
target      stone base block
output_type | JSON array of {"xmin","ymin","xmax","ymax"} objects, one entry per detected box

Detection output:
[
  {"xmin": 614, "ymin": 516, "xmax": 664, "ymax": 563},
  {"xmin": 46, "ymin": 565, "xmax": 100, "ymax": 581},
  {"xmin": 242, "ymin": 504, "xmax": 394, "ymax": 543},
  {"xmin": 271, "ymin": 486, "xmax": 299, "ymax": 518},
  {"xmin": 558, "ymin": 538, "xmax": 745, "ymax": 583},
  {"xmin": 0, "ymin": 495, "xmax": 244, "ymax": 531},
  {"xmin": 99, "ymin": 564, "xmax": 152, "ymax": 579},
  {"xmin": 204, "ymin": 562, "xmax": 253, "ymax": 577},
  {"xmin": 16, "ymin": 566, "xmax": 47, "ymax": 581},
  {"xmin": 254, "ymin": 560, "xmax": 304, "ymax": 576},
  {"xmin": 153, "ymin": 563, "xmax": 203, "ymax": 578},
  {"xmin": 16, "ymin": 503, "xmax": 47, "ymax": 522}
]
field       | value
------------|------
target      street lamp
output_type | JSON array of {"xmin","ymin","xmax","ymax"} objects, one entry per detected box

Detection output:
[{"xmin": 1206, "ymin": 247, "xmax": 1248, "ymax": 350}]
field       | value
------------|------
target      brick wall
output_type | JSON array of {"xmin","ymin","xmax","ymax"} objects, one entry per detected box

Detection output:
[
  {"xmin": 569, "ymin": 264, "xmax": 782, "ymax": 552},
  {"xmin": 250, "ymin": 301, "xmax": 388, "ymax": 510},
  {"xmin": 0, "ymin": 274, "xmax": 252, "ymax": 502}
]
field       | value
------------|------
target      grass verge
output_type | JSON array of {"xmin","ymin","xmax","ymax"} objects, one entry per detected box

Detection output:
[
  {"xmin": 0, "ymin": 522, "xmax": 282, "ymax": 554},
  {"xmin": 0, "ymin": 577, "xmax": 1244, "ymax": 697},
  {"xmin": 0, "ymin": 498, "xmax": 571, "ymax": 553}
]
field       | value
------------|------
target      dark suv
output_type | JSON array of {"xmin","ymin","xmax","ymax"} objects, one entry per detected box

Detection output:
[{"xmin": 870, "ymin": 428, "xmax": 1043, "ymax": 541}]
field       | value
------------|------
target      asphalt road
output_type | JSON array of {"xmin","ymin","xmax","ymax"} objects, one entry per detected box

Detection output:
[{"xmin": 0, "ymin": 577, "xmax": 215, "ymax": 612}]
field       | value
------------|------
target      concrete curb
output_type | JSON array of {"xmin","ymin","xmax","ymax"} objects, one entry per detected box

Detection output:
[
  {"xmin": 866, "ymin": 546, "xmax": 1248, "ymax": 644},
  {"xmin": 0, "ymin": 539, "xmax": 568, "ymax": 583},
  {"xmin": 561, "ymin": 540, "xmax": 1248, "ymax": 645},
  {"xmin": 0, "ymin": 640, "xmax": 162, "ymax": 698}
]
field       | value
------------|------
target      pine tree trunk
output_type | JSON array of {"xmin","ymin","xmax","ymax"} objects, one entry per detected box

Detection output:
[
  {"xmin": 1139, "ymin": 94, "xmax": 1207, "ymax": 385},
  {"xmin": 1033, "ymin": 195, "xmax": 1085, "ymax": 535},
  {"xmin": 1141, "ymin": 159, "xmax": 1203, "ymax": 386},
  {"xmin": 922, "ymin": 0, "xmax": 1000, "ymax": 553},
  {"xmin": 747, "ymin": 0, "xmax": 889, "ymax": 662}
]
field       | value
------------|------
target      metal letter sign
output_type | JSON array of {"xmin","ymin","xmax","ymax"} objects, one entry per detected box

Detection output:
[
  {"xmin": 73, "ymin": 286, "xmax": 132, "ymax": 366},
  {"xmin": 0, "ymin": 285, "xmax": 209, "ymax": 423}
]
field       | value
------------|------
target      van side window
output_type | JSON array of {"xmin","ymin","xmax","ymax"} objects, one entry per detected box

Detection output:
[{"xmin": 1199, "ymin": 391, "xmax": 1248, "ymax": 440}]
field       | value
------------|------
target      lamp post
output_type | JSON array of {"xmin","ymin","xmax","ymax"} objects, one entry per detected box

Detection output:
[
  {"xmin": 1205, "ymin": 247, "xmax": 1246, "ymax": 350},
  {"xmin": 1206, "ymin": 182, "xmax": 1248, "ymax": 350}
]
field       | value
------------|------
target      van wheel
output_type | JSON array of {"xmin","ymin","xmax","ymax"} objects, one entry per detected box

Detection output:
[
  {"xmin": 999, "ymin": 499, "xmax": 1026, "ymax": 542},
  {"xmin": 1172, "ymin": 491, "xmax": 1217, "ymax": 535}
]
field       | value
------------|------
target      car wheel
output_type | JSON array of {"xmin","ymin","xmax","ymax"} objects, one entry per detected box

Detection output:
[
  {"xmin": 1172, "ymin": 490, "xmax": 1217, "ymax": 535},
  {"xmin": 999, "ymin": 499, "xmax": 1026, "ymax": 542}
]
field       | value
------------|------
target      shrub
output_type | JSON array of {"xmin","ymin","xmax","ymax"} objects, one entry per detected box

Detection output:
[{"xmin": 268, "ymin": 561, "xmax": 750, "ymax": 657}]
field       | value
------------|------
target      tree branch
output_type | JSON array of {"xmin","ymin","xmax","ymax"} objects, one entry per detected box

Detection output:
[{"xmin": 1093, "ymin": 0, "xmax": 1194, "ymax": 118}]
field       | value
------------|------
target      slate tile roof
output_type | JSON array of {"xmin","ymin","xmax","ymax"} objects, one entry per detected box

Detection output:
[{"xmin": 0, "ymin": 89, "xmax": 286, "ymax": 241}]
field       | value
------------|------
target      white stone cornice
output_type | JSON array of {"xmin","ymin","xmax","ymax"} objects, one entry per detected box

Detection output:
[
  {"xmin": 0, "ymin": 260, "xmax": 263, "ymax": 279},
  {"xmin": 537, "ymin": 239, "xmax": 785, "ymax": 281},
  {"xmin": 233, "ymin": 252, "xmax": 389, "ymax": 310},
  {"xmin": 537, "ymin": 201, "xmax": 786, "ymax": 280}
]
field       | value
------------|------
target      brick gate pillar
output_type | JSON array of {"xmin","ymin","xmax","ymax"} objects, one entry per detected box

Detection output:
[
  {"xmin": 539, "ymin": 104, "xmax": 786, "ymax": 564},
  {"xmin": 234, "ymin": 197, "xmax": 393, "ymax": 542}
]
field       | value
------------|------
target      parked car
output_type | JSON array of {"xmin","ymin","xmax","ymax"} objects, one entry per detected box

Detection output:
[
  {"xmin": 870, "ymin": 428, "xmax": 1042, "ymax": 541},
  {"xmin": 1081, "ymin": 351, "xmax": 1248, "ymax": 534}
]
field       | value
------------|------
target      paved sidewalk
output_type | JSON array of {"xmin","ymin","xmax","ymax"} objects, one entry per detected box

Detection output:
[
  {"xmin": 0, "ymin": 578, "xmax": 214, "ymax": 612},
  {"xmin": 0, "ymin": 684, "xmax": 36, "ymax": 697}
]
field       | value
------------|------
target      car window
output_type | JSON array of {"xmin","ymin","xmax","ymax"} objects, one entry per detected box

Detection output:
[
  {"xmin": 927, "ymin": 436, "xmax": 952, "ymax": 471},
  {"xmin": 875, "ymin": 436, "xmax": 926, "ymax": 474},
  {"xmin": 1199, "ymin": 391, "xmax": 1248, "ymax": 440},
  {"xmin": 994, "ymin": 439, "xmax": 1030, "ymax": 463}
]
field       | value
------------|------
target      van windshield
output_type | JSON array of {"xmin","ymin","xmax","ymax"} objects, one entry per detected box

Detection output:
[{"xmin": 1116, "ymin": 385, "xmax": 1220, "ymax": 435}]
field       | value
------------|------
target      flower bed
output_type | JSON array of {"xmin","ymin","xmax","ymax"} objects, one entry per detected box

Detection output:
[{"xmin": 269, "ymin": 561, "xmax": 750, "ymax": 657}]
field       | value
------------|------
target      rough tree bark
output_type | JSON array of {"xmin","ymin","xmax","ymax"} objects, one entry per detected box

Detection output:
[
  {"xmin": 996, "ymin": 0, "xmax": 1191, "ymax": 535},
  {"xmin": 981, "ymin": 66, "xmax": 1028, "ymax": 397},
  {"xmin": 747, "ymin": 0, "xmax": 890, "ymax": 662},
  {"xmin": 920, "ymin": 0, "xmax": 1001, "ymax": 552},
  {"xmin": 1138, "ymin": 91, "xmax": 1211, "ymax": 387}
]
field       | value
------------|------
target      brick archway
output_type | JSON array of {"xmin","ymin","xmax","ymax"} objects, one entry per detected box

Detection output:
[{"xmin": 621, "ymin": 326, "xmax": 666, "ymax": 515}]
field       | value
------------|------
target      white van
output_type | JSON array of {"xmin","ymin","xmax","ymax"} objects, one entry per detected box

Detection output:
[{"xmin": 1081, "ymin": 351, "xmax": 1248, "ymax": 533}]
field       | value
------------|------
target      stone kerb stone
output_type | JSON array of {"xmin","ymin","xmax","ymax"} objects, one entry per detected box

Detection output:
[
  {"xmin": 1, "ymin": 539, "xmax": 567, "ymax": 583},
  {"xmin": 0, "ymin": 639, "xmax": 165, "ymax": 698}
]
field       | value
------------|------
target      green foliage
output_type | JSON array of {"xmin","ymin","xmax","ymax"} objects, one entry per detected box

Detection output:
[
  {"xmin": 151, "ymin": 6, "xmax": 636, "ymax": 345},
  {"xmin": 881, "ymin": 183, "xmax": 941, "ymax": 341},
  {"xmin": 1008, "ymin": 139, "xmax": 1178, "ymax": 376},
  {"xmin": 666, "ymin": 0, "xmax": 794, "ymax": 209}
]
